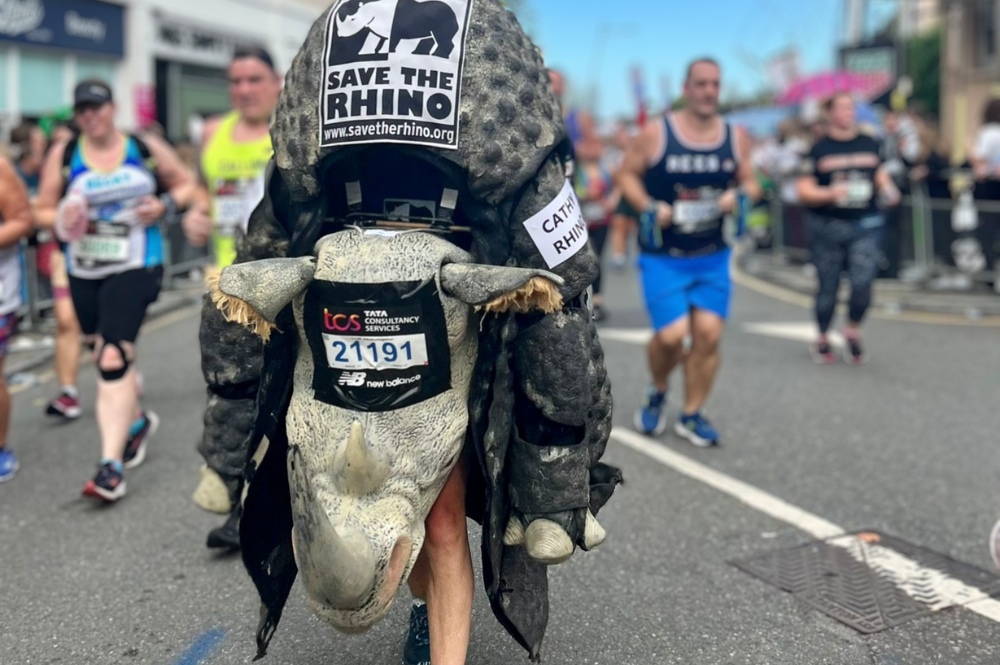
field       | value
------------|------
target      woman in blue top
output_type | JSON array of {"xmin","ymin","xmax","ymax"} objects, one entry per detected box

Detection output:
[{"xmin": 36, "ymin": 80, "xmax": 193, "ymax": 502}]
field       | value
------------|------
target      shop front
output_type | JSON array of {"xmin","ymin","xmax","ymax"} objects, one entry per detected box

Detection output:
[{"xmin": 0, "ymin": 0, "xmax": 125, "ymax": 137}]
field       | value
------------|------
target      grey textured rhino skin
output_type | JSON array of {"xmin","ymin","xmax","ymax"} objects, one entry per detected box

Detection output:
[{"xmin": 196, "ymin": 0, "xmax": 622, "ymax": 658}]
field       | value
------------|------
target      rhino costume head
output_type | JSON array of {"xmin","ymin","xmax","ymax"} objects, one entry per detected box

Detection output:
[
  {"xmin": 213, "ymin": 229, "xmax": 592, "ymax": 630},
  {"xmin": 197, "ymin": 0, "xmax": 621, "ymax": 659}
]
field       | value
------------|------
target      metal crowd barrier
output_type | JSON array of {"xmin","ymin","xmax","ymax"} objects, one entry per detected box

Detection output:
[
  {"xmin": 766, "ymin": 182, "xmax": 1000, "ymax": 293},
  {"xmin": 16, "ymin": 217, "xmax": 211, "ymax": 332}
]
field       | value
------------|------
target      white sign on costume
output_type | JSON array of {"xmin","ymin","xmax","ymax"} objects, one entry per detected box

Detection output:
[
  {"xmin": 522, "ymin": 179, "xmax": 589, "ymax": 269},
  {"xmin": 319, "ymin": 0, "xmax": 474, "ymax": 149}
]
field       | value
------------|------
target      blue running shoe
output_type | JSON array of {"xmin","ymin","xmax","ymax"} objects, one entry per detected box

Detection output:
[
  {"xmin": 675, "ymin": 412, "xmax": 720, "ymax": 448},
  {"xmin": 0, "ymin": 447, "xmax": 18, "ymax": 483},
  {"xmin": 402, "ymin": 601, "xmax": 430, "ymax": 665},
  {"xmin": 634, "ymin": 387, "xmax": 668, "ymax": 435}
]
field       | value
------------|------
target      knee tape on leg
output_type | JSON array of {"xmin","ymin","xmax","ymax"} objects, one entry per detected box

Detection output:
[{"xmin": 98, "ymin": 341, "xmax": 130, "ymax": 382}]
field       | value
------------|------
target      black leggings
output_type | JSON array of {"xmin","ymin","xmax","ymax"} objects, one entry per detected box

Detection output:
[
  {"xmin": 806, "ymin": 214, "xmax": 883, "ymax": 333},
  {"xmin": 68, "ymin": 266, "xmax": 163, "ymax": 346},
  {"xmin": 589, "ymin": 225, "xmax": 609, "ymax": 295}
]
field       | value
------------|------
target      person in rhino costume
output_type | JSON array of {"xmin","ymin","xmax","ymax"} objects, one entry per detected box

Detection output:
[{"xmin": 195, "ymin": 1, "xmax": 621, "ymax": 662}]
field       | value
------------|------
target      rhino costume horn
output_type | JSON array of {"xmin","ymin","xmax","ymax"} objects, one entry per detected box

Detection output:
[
  {"xmin": 290, "ymin": 445, "xmax": 377, "ymax": 610},
  {"xmin": 209, "ymin": 257, "xmax": 317, "ymax": 341},
  {"xmin": 334, "ymin": 421, "xmax": 389, "ymax": 496},
  {"xmin": 440, "ymin": 264, "xmax": 564, "ymax": 313}
]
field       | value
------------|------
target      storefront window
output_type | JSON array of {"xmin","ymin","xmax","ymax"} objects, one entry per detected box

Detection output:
[
  {"xmin": 19, "ymin": 52, "xmax": 66, "ymax": 116},
  {"xmin": 0, "ymin": 51, "xmax": 7, "ymax": 112},
  {"xmin": 975, "ymin": 0, "xmax": 997, "ymax": 69},
  {"xmin": 76, "ymin": 58, "xmax": 116, "ymax": 89}
]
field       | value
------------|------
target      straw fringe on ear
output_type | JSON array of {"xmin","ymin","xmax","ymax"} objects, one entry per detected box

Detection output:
[
  {"xmin": 477, "ymin": 276, "xmax": 564, "ymax": 315},
  {"xmin": 208, "ymin": 271, "xmax": 277, "ymax": 342}
]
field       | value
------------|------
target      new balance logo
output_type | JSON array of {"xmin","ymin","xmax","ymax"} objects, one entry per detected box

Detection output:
[{"xmin": 338, "ymin": 372, "xmax": 367, "ymax": 387}]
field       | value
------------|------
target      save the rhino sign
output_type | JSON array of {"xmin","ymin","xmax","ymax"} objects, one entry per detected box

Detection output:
[{"xmin": 320, "ymin": 0, "xmax": 473, "ymax": 149}]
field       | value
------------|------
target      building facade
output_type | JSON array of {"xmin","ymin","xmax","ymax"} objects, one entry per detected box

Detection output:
[
  {"xmin": 1, "ymin": 0, "xmax": 328, "ymax": 142},
  {"xmin": 942, "ymin": 0, "xmax": 1000, "ymax": 157}
]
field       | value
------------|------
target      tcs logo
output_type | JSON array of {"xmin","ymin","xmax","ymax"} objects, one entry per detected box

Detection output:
[{"xmin": 324, "ymin": 309, "xmax": 362, "ymax": 332}]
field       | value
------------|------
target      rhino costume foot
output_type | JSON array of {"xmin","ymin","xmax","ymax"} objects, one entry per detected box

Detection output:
[
  {"xmin": 503, "ymin": 510, "xmax": 605, "ymax": 564},
  {"xmin": 193, "ymin": 465, "xmax": 232, "ymax": 514}
]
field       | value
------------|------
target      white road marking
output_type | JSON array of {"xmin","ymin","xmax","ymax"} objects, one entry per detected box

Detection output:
[
  {"xmin": 832, "ymin": 535, "xmax": 994, "ymax": 612},
  {"xmin": 743, "ymin": 321, "xmax": 845, "ymax": 348},
  {"xmin": 598, "ymin": 328, "xmax": 654, "ymax": 345},
  {"xmin": 609, "ymin": 427, "xmax": 1000, "ymax": 625}
]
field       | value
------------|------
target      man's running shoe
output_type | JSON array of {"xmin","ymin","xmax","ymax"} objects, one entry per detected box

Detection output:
[
  {"xmin": 634, "ymin": 387, "xmax": 668, "ymax": 435},
  {"xmin": 989, "ymin": 518, "xmax": 1000, "ymax": 570},
  {"xmin": 674, "ymin": 412, "xmax": 720, "ymax": 448},
  {"xmin": 45, "ymin": 390, "xmax": 81, "ymax": 419},
  {"xmin": 207, "ymin": 505, "xmax": 242, "ymax": 551},
  {"xmin": 611, "ymin": 254, "xmax": 628, "ymax": 271},
  {"xmin": 592, "ymin": 304, "xmax": 607, "ymax": 322},
  {"xmin": 810, "ymin": 337, "xmax": 837, "ymax": 365},
  {"xmin": 402, "ymin": 601, "xmax": 430, "ymax": 665},
  {"xmin": 123, "ymin": 410, "xmax": 159, "ymax": 470},
  {"xmin": 82, "ymin": 462, "xmax": 126, "ymax": 502},
  {"xmin": 842, "ymin": 332, "xmax": 869, "ymax": 366},
  {"xmin": 0, "ymin": 447, "xmax": 19, "ymax": 483}
]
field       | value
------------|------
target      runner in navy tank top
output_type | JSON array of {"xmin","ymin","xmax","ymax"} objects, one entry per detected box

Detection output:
[{"xmin": 616, "ymin": 58, "xmax": 760, "ymax": 447}]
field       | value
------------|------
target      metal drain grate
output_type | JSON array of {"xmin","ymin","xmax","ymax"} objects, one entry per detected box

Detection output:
[{"xmin": 731, "ymin": 531, "xmax": 1000, "ymax": 634}]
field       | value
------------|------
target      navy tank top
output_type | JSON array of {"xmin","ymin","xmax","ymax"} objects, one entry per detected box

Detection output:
[{"xmin": 642, "ymin": 115, "xmax": 740, "ymax": 257}]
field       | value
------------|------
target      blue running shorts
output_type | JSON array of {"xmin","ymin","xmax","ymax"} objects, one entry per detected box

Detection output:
[{"xmin": 638, "ymin": 248, "xmax": 732, "ymax": 331}]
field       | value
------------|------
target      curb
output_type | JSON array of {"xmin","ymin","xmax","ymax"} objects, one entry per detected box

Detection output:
[
  {"xmin": 4, "ymin": 289, "xmax": 204, "ymax": 380},
  {"xmin": 731, "ymin": 251, "xmax": 1000, "ymax": 327}
]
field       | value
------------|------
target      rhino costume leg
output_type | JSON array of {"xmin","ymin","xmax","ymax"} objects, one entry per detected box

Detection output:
[
  {"xmin": 196, "ymin": 161, "xmax": 292, "ymax": 512},
  {"xmin": 505, "ymin": 157, "xmax": 621, "ymax": 562}
]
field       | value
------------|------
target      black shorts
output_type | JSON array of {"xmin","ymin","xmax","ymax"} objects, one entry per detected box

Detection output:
[
  {"xmin": 615, "ymin": 198, "xmax": 639, "ymax": 220},
  {"xmin": 68, "ymin": 266, "xmax": 163, "ymax": 344}
]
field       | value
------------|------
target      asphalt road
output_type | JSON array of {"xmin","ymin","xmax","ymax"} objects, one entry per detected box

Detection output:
[{"xmin": 3, "ymin": 260, "xmax": 1000, "ymax": 665}]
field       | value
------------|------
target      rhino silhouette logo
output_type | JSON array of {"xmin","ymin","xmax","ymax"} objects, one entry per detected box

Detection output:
[{"xmin": 329, "ymin": 0, "xmax": 461, "ymax": 65}]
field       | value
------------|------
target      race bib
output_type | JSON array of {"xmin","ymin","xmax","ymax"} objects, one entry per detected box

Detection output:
[
  {"xmin": 213, "ymin": 176, "xmax": 264, "ymax": 237},
  {"xmin": 75, "ymin": 222, "xmax": 130, "ymax": 265},
  {"xmin": 581, "ymin": 201, "xmax": 606, "ymax": 223},
  {"xmin": 673, "ymin": 200, "xmax": 721, "ymax": 228},
  {"xmin": 836, "ymin": 174, "xmax": 874, "ymax": 209},
  {"xmin": 304, "ymin": 279, "xmax": 451, "ymax": 412}
]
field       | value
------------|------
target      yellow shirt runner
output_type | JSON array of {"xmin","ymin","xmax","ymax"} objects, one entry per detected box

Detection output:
[{"xmin": 200, "ymin": 111, "xmax": 273, "ymax": 268}]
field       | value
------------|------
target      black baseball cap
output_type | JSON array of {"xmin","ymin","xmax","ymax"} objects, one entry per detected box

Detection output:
[{"xmin": 74, "ymin": 79, "xmax": 113, "ymax": 108}]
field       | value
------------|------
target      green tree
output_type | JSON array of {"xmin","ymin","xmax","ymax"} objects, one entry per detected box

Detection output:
[{"xmin": 907, "ymin": 27, "xmax": 941, "ymax": 116}]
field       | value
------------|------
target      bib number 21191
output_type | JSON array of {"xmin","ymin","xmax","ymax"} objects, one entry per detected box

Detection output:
[{"xmin": 323, "ymin": 334, "xmax": 429, "ymax": 371}]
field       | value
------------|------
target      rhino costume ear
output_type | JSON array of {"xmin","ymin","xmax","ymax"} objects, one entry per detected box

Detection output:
[
  {"xmin": 440, "ymin": 264, "xmax": 566, "ymax": 314},
  {"xmin": 210, "ymin": 257, "xmax": 317, "ymax": 341}
]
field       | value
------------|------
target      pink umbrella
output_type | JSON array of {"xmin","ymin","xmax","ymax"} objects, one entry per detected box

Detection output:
[{"xmin": 777, "ymin": 70, "xmax": 894, "ymax": 106}]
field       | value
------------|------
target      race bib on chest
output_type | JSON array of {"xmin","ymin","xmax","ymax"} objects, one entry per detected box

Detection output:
[
  {"xmin": 304, "ymin": 279, "xmax": 451, "ymax": 412},
  {"xmin": 581, "ymin": 201, "xmax": 606, "ymax": 223},
  {"xmin": 522, "ymin": 179, "xmax": 589, "ymax": 268},
  {"xmin": 213, "ymin": 175, "xmax": 265, "ymax": 237},
  {"xmin": 673, "ymin": 188, "xmax": 723, "ymax": 234},
  {"xmin": 74, "ymin": 222, "xmax": 130, "ymax": 265},
  {"xmin": 835, "ymin": 173, "xmax": 874, "ymax": 209}
]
